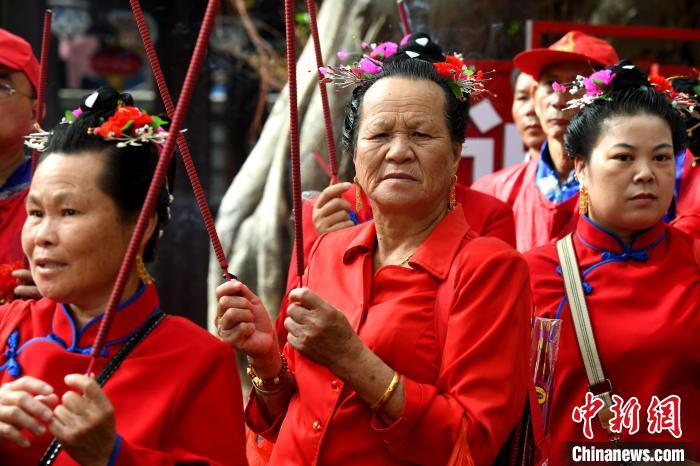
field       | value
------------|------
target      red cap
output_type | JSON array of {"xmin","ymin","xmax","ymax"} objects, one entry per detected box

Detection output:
[
  {"xmin": 514, "ymin": 31, "xmax": 619, "ymax": 80},
  {"xmin": 0, "ymin": 28, "xmax": 40, "ymax": 93}
]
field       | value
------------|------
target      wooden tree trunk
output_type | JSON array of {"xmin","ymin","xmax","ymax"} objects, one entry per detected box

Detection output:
[{"xmin": 207, "ymin": 0, "xmax": 392, "ymax": 330}]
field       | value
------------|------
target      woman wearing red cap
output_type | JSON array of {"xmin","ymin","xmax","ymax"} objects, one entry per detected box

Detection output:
[
  {"xmin": 0, "ymin": 29, "xmax": 39, "ymax": 299},
  {"xmin": 217, "ymin": 42, "xmax": 532, "ymax": 465},
  {"xmin": 526, "ymin": 63, "xmax": 700, "ymax": 463},
  {"xmin": 473, "ymin": 31, "xmax": 619, "ymax": 252}
]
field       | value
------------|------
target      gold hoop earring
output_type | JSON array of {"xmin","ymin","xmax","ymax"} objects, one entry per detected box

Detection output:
[
  {"xmin": 354, "ymin": 176, "xmax": 362, "ymax": 212},
  {"xmin": 579, "ymin": 186, "xmax": 589, "ymax": 216},
  {"xmin": 448, "ymin": 174, "xmax": 458, "ymax": 211},
  {"xmin": 136, "ymin": 255, "xmax": 154, "ymax": 285}
]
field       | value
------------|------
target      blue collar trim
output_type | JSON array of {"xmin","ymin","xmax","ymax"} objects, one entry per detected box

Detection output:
[
  {"xmin": 0, "ymin": 304, "xmax": 160, "ymax": 378},
  {"xmin": 535, "ymin": 142, "xmax": 579, "ymax": 203},
  {"xmin": 72, "ymin": 284, "xmax": 147, "ymax": 341},
  {"xmin": 579, "ymin": 215, "xmax": 665, "ymax": 253},
  {"xmin": 554, "ymin": 217, "xmax": 666, "ymax": 319},
  {"xmin": 0, "ymin": 157, "xmax": 31, "ymax": 199}
]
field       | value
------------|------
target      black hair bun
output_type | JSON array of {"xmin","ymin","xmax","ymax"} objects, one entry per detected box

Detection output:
[
  {"xmin": 80, "ymin": 86, "xmax": 134, "ymax": 115},
  {"xmin": 607, "ymin": 60, "xmax": 650, "ymax": 92},
  {"xmin": 670, "ymin": 76, "xmax": 700, "ymax": 97},
  {"xmin": 386, "ymin": 33, "xmax": 445, "ymax": 64}
]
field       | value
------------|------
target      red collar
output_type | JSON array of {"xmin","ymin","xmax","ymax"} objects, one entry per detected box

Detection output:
[
  {"xmin": 342, "ymin": 206, "xmax": 473, "ymax": 280},
  {"xmin": 576, "ymin": 215, "xmax": 667, "ymax": 255},
  {"xmin": 50, "ymin": 284, "xmax": 160, "ymax": 354}
]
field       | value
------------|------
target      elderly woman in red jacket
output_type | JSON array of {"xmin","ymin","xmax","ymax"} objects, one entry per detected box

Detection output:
[
  {"xmin": 217, "ymin": 43, "xmax": 532, "ymax": 465},
  {"xmin": 526, "ymin": 63, "xmax": 700, "ymax": 463}
]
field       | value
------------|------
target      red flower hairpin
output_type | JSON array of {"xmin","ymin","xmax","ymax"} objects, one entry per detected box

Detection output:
[{"xmin": 90, "ymin": 104, "xmax": 169, "ymax": 148}]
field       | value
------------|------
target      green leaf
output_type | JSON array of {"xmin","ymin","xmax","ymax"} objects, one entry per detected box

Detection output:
[
  {"xmin": 295, "ymin": 12, "xmax": 309, "ymax": 25},
  {"xmin": 693, "ymin": 84, "xmax": 700, "ymax": 97},
  {"xmin": 121, "ymin": 120, "xmax": 134, "ymax": 133},
  {"xmin": 151, "ymin": 115, "xmax": 165, "ymax": 128},
  {"xmin": 64, "ymin": 110, "xmax": 76, "ymax": 122},
  {"xmin": 447, "ymin": 80, "xmax": 462, "ymax": 100}
]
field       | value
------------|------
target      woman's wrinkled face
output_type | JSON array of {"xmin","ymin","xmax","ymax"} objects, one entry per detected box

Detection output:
[
  {"xmin": 354, "ymin": 77, "xmax": 460, "ymax": 213},
  {"xmin": 22, "ymin": 153, "xmax": 134, "ymax": 310},
  {"xmin": 576, "ymin": 114, "xmax": 676, "ymax": 238}
]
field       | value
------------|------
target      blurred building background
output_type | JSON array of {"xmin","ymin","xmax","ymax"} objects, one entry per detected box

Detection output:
[{"xmin": 2, "ymin": 0, "xmax": 697, "ymax": 329}]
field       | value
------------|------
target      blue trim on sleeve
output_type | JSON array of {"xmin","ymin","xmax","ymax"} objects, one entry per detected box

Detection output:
[{"xmin": 108, "ymin": 434, "xmax": 122, "ymax": 466}]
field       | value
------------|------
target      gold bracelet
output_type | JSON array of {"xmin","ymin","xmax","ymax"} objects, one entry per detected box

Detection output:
[{"xmin": 371, "ymin": 371, "xmax": 400, "ymax": 410}]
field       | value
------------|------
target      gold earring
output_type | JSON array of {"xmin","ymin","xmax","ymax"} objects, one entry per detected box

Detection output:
[
  {"xmin": 448, "ymin": 175, "xmax": 457, "ymax": 211},
  {"xmin": 354, "ymin": 176, "xmax": 362, "ymax": 212},
  {"xmin": 136, "ymin": 255, "xmax": 154, "ymax": 285},
  {"xmin": 579, "ymin": 186, "xmax": 589, "ymax": 216}
]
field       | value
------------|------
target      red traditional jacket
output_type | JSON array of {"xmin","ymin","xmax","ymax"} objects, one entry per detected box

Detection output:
[
  {"xmin": 276, "ymin": 183, "xmax": 516, "ymax": 346},
  {"xmin": 526, "ymin": 217, "xmax": 700, "ymax": 464},
  {"xmin": 0, "ymin": 284, "xmax": 247, "ymax": 465},
  {"xmin": 671, "ymin": 148, "xmax": 700, "ymax": 239},
  {"xmin": 249, "ymin": 207, "xmax": 532, "ymax": 465},
  {"xmin": 471, "ymin": 157, "xmax": 579, "ymax": 252},
  {"xmin": 0, "ymin": 157, "xmax": 30, "ymax": 266}
]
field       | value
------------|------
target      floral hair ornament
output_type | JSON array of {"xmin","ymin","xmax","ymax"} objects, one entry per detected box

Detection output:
[
  {"xmin": 25, "ymin": 99, "xmax": 172, "ymax": 152},
  {"xmin": 88, "ymin": 103, "xmax": 169, "ymax": 148},
  {"xmin": 321, "ymin": 40, "xmax": 490, "ymax": 101},
  {"xmin": 651, "ymin": 74, "xmax": 700, "ymax": 121},
  {"xmin": 320, "ymin": 40, "xmax": 400, "ymax": 88},
  {"xmin": 0, "ymin": 260, "xmax": 22, "ymax": 304},
  {"xmin": 554, "ymin": 68, "xmax": 618, "ymax": 110},
  {"xmin": 432, "ymin": 54, "xmax": 491, "ymax": 101}
]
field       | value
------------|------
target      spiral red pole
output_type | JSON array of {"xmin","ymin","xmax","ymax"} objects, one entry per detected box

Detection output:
[
  {"xmin": 284, "ymin": 0, "xmax": 304, "ymax": 284},
  {"xmin": 129, "ymin": 0, "xmax": 232, "ymax": 281},
  {"xmin": 31, "ymin": 9, "xmax": 52, "ymax": 176},
  {"xmin": 86, "ymin": 0, "xmax": 220, "ymax": 373},
  {"xmin": 397, "ymin": 0, "xmax": 411, "ymax": 35},
  {"xmin": 305, "ymin": 0, "xmax": 338, "ymax": 183}
]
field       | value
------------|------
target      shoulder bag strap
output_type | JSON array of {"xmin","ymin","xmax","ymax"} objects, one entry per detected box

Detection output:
[
  {"xmin": 556, "ymin": 234, "xmax": 615, "ymax": 435},
  {"xmin": 38, "ymin": 311, "xmax": 166, "ymax": 466}
]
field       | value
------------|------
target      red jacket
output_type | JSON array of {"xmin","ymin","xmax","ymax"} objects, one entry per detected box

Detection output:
[
  {"xmin": 472, "ymin": 157, "xmax": 579, "ymax": 252},
  {"xmin": 248, "ymin": 207, "xmax": 532, "ymax": 465},
  {"xmin": 671, "ymin": 149, "xmax": 700, "ymax": 239},
  {"xmin": 0, "ymin": 189, "xmax": 27, "ymax": 265},
  {"xmin": 526, "ymin": 217, "xmax": 700, "ymax": 463},
  {"xmin": 0, "ymin": 285, "xmax": 247, "ymax": 465},
  {"xmin": 277, "ymin": 184, "xmax": 516, "ymax": 346}
]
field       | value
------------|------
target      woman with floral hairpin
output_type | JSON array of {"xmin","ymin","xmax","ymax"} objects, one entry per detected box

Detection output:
[
  {"xmin": 526, "ymin": 63, "xmax": 700, "ymax": 464},
  {"xmin": 216, "ymin": 37, "xmax": 533, "ymax": 466},
  {"xmin": 0, "ymin": 87, "xmax": 246, "ymax": 465},
  {"xmin": 274, "ymin": 33, "xmax": 517, "ymax": 351}
]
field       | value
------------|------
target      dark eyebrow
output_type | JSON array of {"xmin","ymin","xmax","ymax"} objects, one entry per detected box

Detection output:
[
  {"xmin": 26, "ymin": 192, "xmax": 76, "ymax": 205},
  {"xmin": 611, "ymin": 143, "xmax": 636, "ymax": 150},
  {"xmin": 611, "ymin": 142, "xmax": 673, "ymax": 151},
  {"xmin": 653, "ymin": 143, "xmax": 673, "ymax": 150}
]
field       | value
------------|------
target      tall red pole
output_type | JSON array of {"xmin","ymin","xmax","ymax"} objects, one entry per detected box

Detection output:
[{"xmin": 86, "ymin": 0, "xmax": 221, "ymax": 373}]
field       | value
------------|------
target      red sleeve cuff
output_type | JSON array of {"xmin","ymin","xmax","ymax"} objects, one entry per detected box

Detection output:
[
  {"xmin": 244, "ymin": 388, "xmax": 288, "ymax": 441},
  {"xmin": 370, "ymin": 376, "xmax": 437, "ymax": 445}
]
